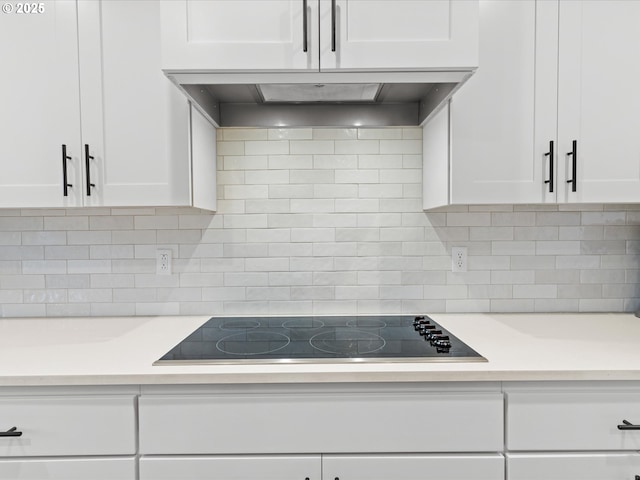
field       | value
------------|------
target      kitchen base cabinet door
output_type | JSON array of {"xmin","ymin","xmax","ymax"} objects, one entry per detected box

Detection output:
[
  {"xmin": 139, "ymin": 455, "xmax": 321, "ymax": 480},
  {"xmin": 139, "ymin": 391, "xmax": 503, "ymax": 454},
  {"xmin": 0, "ymin": 458, "xmax": 136, "ymax": 480},
  {"xmin": 0, "ymin": 396, "xmax": 136, "ymax": 457},
  {"xmin": 508, "ymin": 453, "xmax": 640, "ymax": 480},
  {"xmin": 506, "ymin": 390, "xmax": 640, "ymax": 451},
  {"xmin": 323, "ymin": 454, "xmax": 505, "ymax": 480}
]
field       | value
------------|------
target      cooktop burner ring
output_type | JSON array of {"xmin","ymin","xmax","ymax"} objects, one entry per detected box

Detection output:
[
  {"xmin": 309, "ymin": 329, "xmax": 386, "ymax": 355},
  {"xmin": 216, "ymin": 331, "xmax": 291, "ymax": 355},
  {"xmin": 345, "ymin": 318, "xmax": 387, "ymax": 329},
  {"xmin": 282, "ymin": 318, "xmax": 325, "ymax": 329},
  {"xmin": 219, "ymin": 319, "xmax": 261, "ymax": 331}
]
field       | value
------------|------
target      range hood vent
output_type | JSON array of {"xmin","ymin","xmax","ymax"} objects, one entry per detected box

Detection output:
[{"xmin": 166, "ymin": 70, "xmax": 474, "ymax": 128}]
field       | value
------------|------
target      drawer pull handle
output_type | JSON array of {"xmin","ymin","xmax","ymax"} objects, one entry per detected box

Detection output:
[
  {"xmin": 618, "ymin": 420, "xmax": 640, "ymax": 430},
  {"xmin": 0, "ymin": 427, "xmax": 22, "ymax": 437}
]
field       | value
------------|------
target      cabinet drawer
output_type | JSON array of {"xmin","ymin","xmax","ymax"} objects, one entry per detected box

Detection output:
[
  {"xmin": 140, "ymin": 455, "xmax": 321, "ymax": 480},
  {"xmin": 323, "ymin": 454, "xmax": 505, "ymax": 480},
  {"xmin": 506, "ymin": 391, "xmax": 640, "ymax": 451},
  {"xmin": 507, "ymin": 453, "xmax": 640, "ymax": 480},
  {"xmin": 139, "ymin": 391, "xmax": 503, "ymax": 454},
  {"xmin": 0, "ymin": 396, "xmax": 136, "ymax": 456},
  {"xmin": 0, "ymin": 458, "xmax": 135, "ymax": 480}
]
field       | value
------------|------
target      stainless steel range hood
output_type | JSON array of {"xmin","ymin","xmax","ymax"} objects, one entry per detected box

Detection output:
[{"xmin": 165, "ymin": 70, "xmax": 475, "ymax": 128}]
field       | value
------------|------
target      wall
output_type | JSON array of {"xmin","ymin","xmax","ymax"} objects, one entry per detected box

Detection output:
[{"xmin": 0, "ymin": 127, "xmax": 639, "ymax": 317}]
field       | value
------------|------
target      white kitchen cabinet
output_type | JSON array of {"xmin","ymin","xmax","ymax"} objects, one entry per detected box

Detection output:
[
  {"xmin": 556, "ymin": 0, "xmax": 640, "ymax": 203},
  {"xmin": 507, "ymin": 390, "xmax": 640, "ymax": 451},
  {"xmin": 139, "ymin": 387, "xmax": 503, "ymax": 454},
  {"xmin": 445, "ymin": 0, "xmax": 557, "ymax": 205},
  {"xmin": 505, "ymin": 383, "xmax": 640, "ymax": 480},
  {"xmin": 138, "ymin": 384, "xmax": 503, "ymax": 479},
  {"xmin": 0, "ymin": 395, "xmax": 136, "ymax": 457},
  {"xmin": 428, "ymin": 0, "xmax": 640, "ymax": 208},
  {"xmin": 77, "ymin": 0, "xmax": 191, "ymax": 207},
  {"xmin": 323, "ymin": 454, "xmax": 504, "ymax": 480},
  {"xmin": 0, "ymin": 1, "xmax": 83, "ymax": 208},
  {"xmin": 318, "ymin": 0, "xmax": 478, "ymax": 71},
  {"xmin": 0, "ymin": 0, "xmax": 215, "ymax": 210},
  {"xmin": 0, "ymin": 458, "xmax": 136, "ymax": 480},
  {"xmin": 0, "ymin": 390, "xmax": 137, "ymax": 480},
  {"xmin": 507, "ymin": 453, "xmax": 640, "ymax": 480},
  {"xmin": 161, "ymin": 0, "xmax": 477, "ymax": 72},
  {"xmin": 190, "ymin": 104, "xmax": 218, "ymax": 212},
  {"xmin": 140, "ymin": 454, "xmax": 504, "ymax": 480},
  {"xmin": 140, "ymin": 455, "xmax": 322, "ymax": 480},
  {"xmin": 161, "ymin": 0, "xmax": 317, "ymax": 71}
]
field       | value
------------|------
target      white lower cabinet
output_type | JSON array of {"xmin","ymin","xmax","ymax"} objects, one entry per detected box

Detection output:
[
  {"xmin": 140, "ymin": 455, "xmax": 321, "ymax": 480},
  {"xmin": 138, "ymin": 384, "xmax": 504, "ymax": 480},
  {"xmin": 0, "ymin": 389, "xmax": 137, "ymax": 480},
  {"xmin": 505, "ymin": 383, "xmax": 640, "ymax": 480},
  {"xmin": 506, "ymin": 390, "xmax": 640, "ymax": 451},
  {"xmin": 139, "ymin": 387, "xmax": 503, "ymax": 454},
  {"xmin": 140, "ymin": 454, "xmax": 504, "ymax": 480},
  {"xmin": 323, "ymin": 454, "xmax": 504, "ymax": 480},
  {"xmin": 507, "ymin": 453, "xmax": 640, "ymax": 480},
  {"xmin": 0, "ymin": 458, "xmax": 136, "ymax": 480}
]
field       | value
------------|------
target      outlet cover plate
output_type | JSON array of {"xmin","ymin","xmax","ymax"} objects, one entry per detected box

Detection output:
[
  {"xmin": 156, "ymin": 249, "xmax": 172, "ymax": 275},
  {"xmin": 451, "ymin": 246, "xmax": 467, "ymax": 272}
]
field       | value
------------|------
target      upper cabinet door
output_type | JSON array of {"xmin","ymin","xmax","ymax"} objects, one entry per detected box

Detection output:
[
  {"xmin": 161, "ymin": 0, "xmax": 319, "ymax": 71},
  {"xmin": 78, "ymin": 0, "xmax": 191, "ymax": 207},
  {"xmin": 449, "ymin": 0, "xmax": 558, "ymax": 204},
  {"xmin": 557, "ymin": 0, "xmax": 640, "ymax": 203},
  {"xmin": 319, "ymin": 0, "xmax": 478, "ymax": 71},
  {"xmin": 0, "ymin": 0, "xmax": 82, "ymax": 208}
]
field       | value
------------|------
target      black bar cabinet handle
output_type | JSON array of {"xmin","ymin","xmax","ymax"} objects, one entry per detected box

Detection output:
[
  {"xmin": 302, "ymin": 0, "xmax": 308, "ymax": 52},
  {"xmin": 544, "ymin": 140, "xmax": 554, "ymax": 193},
  {"xmin": 0, "ymin": 427, "xmax": 22, "ymax": 437},
  {"xmin": 331, "ymin": 0, "xmax": 336, "ymax": 52},
  {"xmin": 84, "ymin": 144, "xmax": 95, "ymax": 196},
  {"xmin": 566, "ymin": 139, "xmax": 577, "ymax": 192},
  {"xmin": 618, "ymin": 419, "xmax": 640, "ymax": 430},
  {"xmin": 61, "ymin": 144, "xmax": 73, "ymax": 197}
]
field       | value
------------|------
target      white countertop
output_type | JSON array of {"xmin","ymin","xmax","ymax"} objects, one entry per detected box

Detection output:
[{"xmin": 1, "ymin": 313, "xmax": 639, "ymax": 386}]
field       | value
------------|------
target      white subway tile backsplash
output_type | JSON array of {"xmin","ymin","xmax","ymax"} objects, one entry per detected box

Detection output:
[
  {"xmin": 45, "ymin": 217, "xmax": 88, "ymax": 231},
  {"xmin": 268, "ymin": 128, "xmax": 313, "ymax": 140},
  {"xmin": 312, "ymin": 128, "xmax": 357, "ymax": 140},
  {"xmin": 67, "ymin": 231, "xmax": 112, "ymax": 245},
  {"xmin": 1, "ymin": 128, "xmax": 639, "ymax": 317},
  {"xmin": 269, "ymin": 155, "xmax": 313, "ymax": 169},
  {"xmin": 45, "ymin": 246, "xmax": 89, "ymax": 260},
  {"xmin": 334, "ymin": 139, "xmax": 379, "ymax": 154},
  {"xmin": 335, "ymin": 199, "xmax": 379, "ymax": 213},
  {"xmin": 90, "ymin": 216, "xmax": 133, "ymax": 230},
  {"xmin": 290, "ymin": 140, "xmax": 334, "ymax": 155},
  {"xmin": 379, "ymin": 139, "xmax": 421, "ymax": 154},
  {"xmin": 21, "ymin": 231, "xmax": 65, "ymax": 245},
  {"xmin": 221, "ymin": 128, "xmax": 268, "ymax": 141},
  {"xmin": 312, "ymin": 155, "xmax": 358, "ymax": 169}
]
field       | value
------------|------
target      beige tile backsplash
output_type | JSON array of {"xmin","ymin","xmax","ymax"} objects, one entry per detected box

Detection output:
[{"xmin": 0, "ymin": 127, "xmax": 639, "ymax": 317}]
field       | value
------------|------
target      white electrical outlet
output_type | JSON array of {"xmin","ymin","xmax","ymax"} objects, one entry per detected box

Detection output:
[
  {"xmin": 156, "ymin": 249, "xmax": 172, "ymax": 275},
  {"xmin": 451, "ymin": 246, "xmax": 467, "ymax": 272}
]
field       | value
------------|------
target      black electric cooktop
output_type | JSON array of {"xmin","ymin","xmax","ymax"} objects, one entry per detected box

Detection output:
[{"xmin": 155, "ymin": 315, "xmax": 486, "ymax": 365}]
